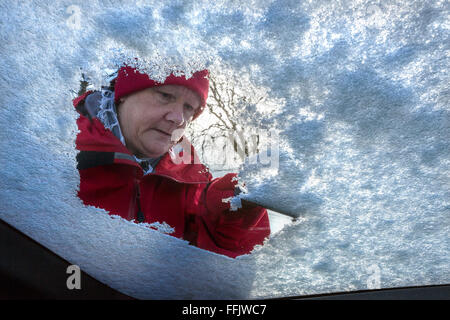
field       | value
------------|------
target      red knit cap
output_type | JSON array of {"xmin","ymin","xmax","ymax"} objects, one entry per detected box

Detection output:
[{"xmin": 114, "ymin": 66, "xmax": 209, "ymax": 119}]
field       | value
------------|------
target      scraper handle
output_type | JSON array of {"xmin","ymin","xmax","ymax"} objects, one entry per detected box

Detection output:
[{"xmin": 235, "ymin": 186, "xmax": 299, "ymax": 220}]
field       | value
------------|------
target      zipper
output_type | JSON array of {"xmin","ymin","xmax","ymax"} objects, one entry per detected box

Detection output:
[{"xmin": 135, "ymin": 181, "xmax": 145, "ymax": 223}]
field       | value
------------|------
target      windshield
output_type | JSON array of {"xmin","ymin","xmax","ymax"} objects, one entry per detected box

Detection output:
[{"xmin": 0, "ymin": 0, "xmax": 448, "ymax": 300}]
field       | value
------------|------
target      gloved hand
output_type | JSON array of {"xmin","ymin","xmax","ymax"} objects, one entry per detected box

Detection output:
[
  {"xmin": 206, "ymin": 173, "xmax": 260, "ymax": 214},
  {"xmin": 202, "ymin": 173, "xmax": 270, "ymax": 253},
  {"xmin": 205, "ymin": 173, "xmax": 239, "ymax": 216}
]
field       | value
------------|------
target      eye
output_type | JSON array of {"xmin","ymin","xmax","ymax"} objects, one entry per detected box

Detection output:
[
  {"xmin": 157, "ymin": 90, "xmax": 173, "ymax": 101},
  {"xmin": 184, "ymin": 104, "xmax": 194, "ymax": 112}
]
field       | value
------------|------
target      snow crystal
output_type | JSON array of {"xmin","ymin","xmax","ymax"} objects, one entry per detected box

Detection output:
[
  {"xmin": 222, "ymin": 196, "xmax": 243, "ymax": 212},
  {"xmin": 0, "ymin": 0, "xmax": 448, "ymax": 299}
]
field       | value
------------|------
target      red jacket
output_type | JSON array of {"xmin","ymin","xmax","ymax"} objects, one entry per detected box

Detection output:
[{"xmin": 74, "ymin": 92, "xmax": 270, "ymax": 258}]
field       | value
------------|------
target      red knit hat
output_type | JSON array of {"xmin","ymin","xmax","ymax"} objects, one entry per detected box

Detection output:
[{"xmin": 114, "ymin": 66, "xmax": 209, "ymax": 119}]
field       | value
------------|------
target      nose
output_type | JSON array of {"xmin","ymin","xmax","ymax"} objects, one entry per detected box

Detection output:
[{"xmin": 165, "ymin": 103, "xmax": 185, "ymax": 126}]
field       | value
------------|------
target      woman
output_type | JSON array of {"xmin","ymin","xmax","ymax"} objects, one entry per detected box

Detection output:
[{"xmin": 73, "ymin": 65, "xmax": 270, "ymax": 258}]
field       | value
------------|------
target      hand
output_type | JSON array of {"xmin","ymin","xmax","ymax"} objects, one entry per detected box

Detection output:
[{"xmin": 205, "ymin": 173, "xmax": 238, "ymax": 215}]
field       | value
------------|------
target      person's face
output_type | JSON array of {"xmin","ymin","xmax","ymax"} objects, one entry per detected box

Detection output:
[{"xmin": 117, "ymin": 85, "xmax": 202, "ymax": 158}]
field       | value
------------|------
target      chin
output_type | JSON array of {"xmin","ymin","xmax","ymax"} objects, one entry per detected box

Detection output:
[{"xmin": 141, "ymin": 146, "xmax": 170, "ymax": 159}]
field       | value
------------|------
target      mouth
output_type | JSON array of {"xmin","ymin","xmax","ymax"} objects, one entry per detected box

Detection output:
[
  {"xmin": 153, "ymin": 128, "xmax": 171, "ymax": 137},
  {"xmin": 150, "ymin": 128, "xmax": 184, "ymax": 143}
]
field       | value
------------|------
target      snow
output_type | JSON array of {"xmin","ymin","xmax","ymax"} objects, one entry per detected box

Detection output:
[{"xmin": 0, "ymin": 0, "xmax": 449, "ymax": 299}]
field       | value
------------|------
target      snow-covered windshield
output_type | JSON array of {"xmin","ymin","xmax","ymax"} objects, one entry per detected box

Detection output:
[{"xmin": 0, "ymin": 0, "xmax": 448, "ymax": 299}]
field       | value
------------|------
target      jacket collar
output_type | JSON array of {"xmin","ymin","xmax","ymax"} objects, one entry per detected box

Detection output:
[{"xmin": 154, "ymin": 137, "xmax": 212, "ymax": 184}]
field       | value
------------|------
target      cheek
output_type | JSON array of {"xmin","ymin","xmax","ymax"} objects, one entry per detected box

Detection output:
[
  {"xmin": 122, "ymin": 105, "xmax": 142, "ymax": 127},
  {"xmin": 119, "ymin": 108, "xmax": 141, "ymax": 143},
  {"xmin": 136, "ymin": 111, "xmax": 156, "ymax": 133}
]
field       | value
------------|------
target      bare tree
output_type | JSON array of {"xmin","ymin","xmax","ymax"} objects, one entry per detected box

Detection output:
[{"xmin": 187, "ymin": 69, "xmax": 280, "ymax": 170}]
